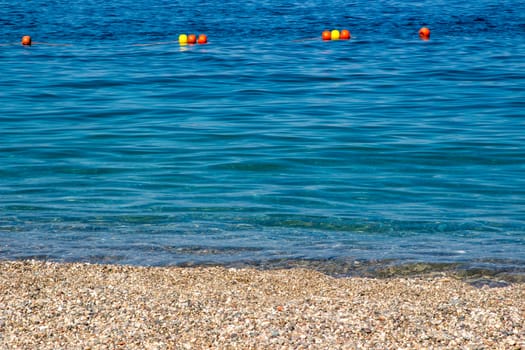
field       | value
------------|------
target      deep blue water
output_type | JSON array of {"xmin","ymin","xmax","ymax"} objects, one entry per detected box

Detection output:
[{"xmin": 1, "ymin": 0, "xmax": 524, "ymax": 275}]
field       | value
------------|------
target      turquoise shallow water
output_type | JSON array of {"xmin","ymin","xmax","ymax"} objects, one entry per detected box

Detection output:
[{"xmin": 1, "ymin": 0, "xmax": 524, "ymax": 274}]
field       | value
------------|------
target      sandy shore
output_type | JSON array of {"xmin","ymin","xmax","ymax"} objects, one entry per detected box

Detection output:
[{"xmin": 0, "ymin": 260, "xmax": 523, "ymax": 349}]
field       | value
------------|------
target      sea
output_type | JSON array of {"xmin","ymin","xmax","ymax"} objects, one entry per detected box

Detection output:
[{"xmin": 1, "ymin": 0, "xmax": 524, "ymax": 278}]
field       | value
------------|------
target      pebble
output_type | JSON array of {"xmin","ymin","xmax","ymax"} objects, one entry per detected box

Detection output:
[{"xmin": 0, "ymin": 260, "xmax": 523, "ymax": 349}]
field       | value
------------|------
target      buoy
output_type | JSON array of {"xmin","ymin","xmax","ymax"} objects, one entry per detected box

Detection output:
[
  {"xmin": 197, "ymin": 34, "xmax": 207, "ymax": 44},
  {"xmin": 340, "ymin": 29, "xmax": 351, "ymax": 40},
  {"xmin": 178, "ymin": 34, "xmax": 188, "ymax": 45},
  {"xmin": 188, "ymin": 34, "xmax": 197, "ymax": 44},
  {"xmin": 331, "ymin": 29, "xmax": 340, "ymax": 40},
  {"xmin": 21, "ymin": 35, "xmax": 32, "ymax": 46},
  {"xmin": 322, "ymin": 30, "xmax": 331, "ymax": 41},
  {"xmin": 419, "ymin": 27, "xmax": 430, "ymax": 40}
]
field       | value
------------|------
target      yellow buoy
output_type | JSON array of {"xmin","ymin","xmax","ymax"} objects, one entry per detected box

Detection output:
[
  {"xmin": 178, "ymin": 34, "xmax": 188, "ymax": 45},
  {"xmin": 331, "ymin": 30, "xmax": 340, "ymax": 40}
]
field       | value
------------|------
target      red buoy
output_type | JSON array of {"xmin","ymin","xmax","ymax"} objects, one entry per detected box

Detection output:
[
  {"xmin": 21, "ymin": 35, "xmax": 32, "ymax": 46},
  {"xmin": 419, "ymin": 27, "xmax": 430, "ymax": 40},
  {"xmin": 197, "ymin": 34, "xmax": 207, "ymax": 44},
  {"xmin": 340, "ymin": 29, "xmax": 351, "ymax": 40},
  {"xmin": 188, "ymin": 34, "xmax": 197, "ymax": 44}
]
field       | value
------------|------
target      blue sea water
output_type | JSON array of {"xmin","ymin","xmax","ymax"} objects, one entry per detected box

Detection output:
[{"xmin": 1, "ymin": 0, "xmax": 524, "ymax": 275}]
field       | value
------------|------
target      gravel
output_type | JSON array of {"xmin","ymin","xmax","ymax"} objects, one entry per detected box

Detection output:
[{"xmin": 0, "ymin": 260, "xmax": 523, "ymax": 349}]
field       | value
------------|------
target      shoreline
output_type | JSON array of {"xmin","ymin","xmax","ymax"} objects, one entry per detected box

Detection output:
[
  {"xmin": 180, "ymin": 258, "xmax": 525, "ymax": 286},
  {"xmin": 1, "ymin": 260, "xmax": 523, "ymax": 349},
  {"xmin": 7, "ymin": 256, "xmax": 525, "ymax": 284}
]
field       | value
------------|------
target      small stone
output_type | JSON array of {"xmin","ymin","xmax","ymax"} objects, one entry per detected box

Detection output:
[{"xmin": 0, "ymin": 261, "xmax": 523, "ymax": 349}]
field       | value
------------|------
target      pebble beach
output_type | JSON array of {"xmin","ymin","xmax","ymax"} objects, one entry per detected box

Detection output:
[{"xmin": 0, "ymin": 260, "xmax": 523, "ymax": 349}]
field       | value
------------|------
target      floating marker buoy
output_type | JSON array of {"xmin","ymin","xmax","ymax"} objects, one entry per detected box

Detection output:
[
  {"xmin": 323, "ymin": 29, "xmax": 351, "ymax": 41},
  {"xmin": 197, "ymin": 34, "xmax": 207, "ymax": 44},
  {"xmin": 178, "ymin": 34, "xmax": 188, "ymax": 45},
  {"xmin": 21, "ymin": 35, "xmax": 32, "ymax": 46},
  {"xmin": 188, "ymin": 34, "xmax": 197, "ymax": 44},
  {"xmin": 419, "ymin": 27, "xmax": 430, "ymax": 40}
]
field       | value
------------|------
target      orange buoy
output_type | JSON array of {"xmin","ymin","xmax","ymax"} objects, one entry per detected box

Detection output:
[
  {"xmin": 197, "ymin": 34, "xmax": 207, "ymax": 44},
  {"xmin": 419, "ymin": 27, "xmax": 430, "ymax": 40},
  {"xmin": 188, "ymin": 34, "xmax": 197, "ymax": 44},
  {"xmin": 21, "ymin": 35, "xmax": 32, "ymax": 46},
  {"xmin": 322, "ymin": 30, "xmax": 331, "ymax": 41},
  {"xmin": 331, "ymin": 29, "xmax": 340, "ymax": 40},
  {"xmin": 340, "ymin": 29, "xmax": 351, "ymax": 40}
]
